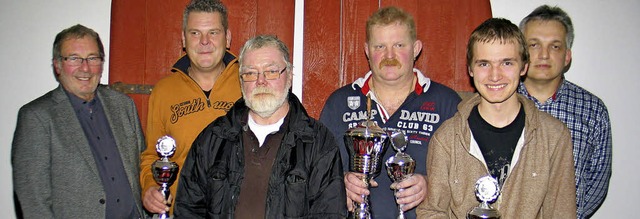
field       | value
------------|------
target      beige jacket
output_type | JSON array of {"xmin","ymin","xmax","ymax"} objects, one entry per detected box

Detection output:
[{"xmin": 417, "ymin": 94, "xmax": 577, "ymax": 219}]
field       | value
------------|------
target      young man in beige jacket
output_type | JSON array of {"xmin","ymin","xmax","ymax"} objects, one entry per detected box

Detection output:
[{"xmin": 417, "ymin": 18, "xmax": 576, "ymax": 218}]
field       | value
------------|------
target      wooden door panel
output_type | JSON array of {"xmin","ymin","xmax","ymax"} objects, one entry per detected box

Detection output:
[
  {"xmin": 109, "ymin": 0, "xmax": 150, "ymax": 129},
  {"xmin": 302, "ymin": 0, "xmax": 343, "ymax": 116},
  {"xmin": 225, "ymin": 0, "xmax": 295, "ymax": 57},
  {"xmin": 110, "ymin": 0, "xmax": 489, "ymax": 126}
]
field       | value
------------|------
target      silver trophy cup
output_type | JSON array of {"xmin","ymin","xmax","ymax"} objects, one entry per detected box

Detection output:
[
  {"xmin": 467, "ymin": 176, "xmax": 501, "ymax": 219},
  {"xmin": 385, "ymin": 131, "xmax": 415, "ymax": 219},
  {"xmin": 344, "ymin": 120, "xmax": 390, "ymax": 219},
  {"xmin": 152, "ymin": 136, "xmax": 180, "ymax": 219}
]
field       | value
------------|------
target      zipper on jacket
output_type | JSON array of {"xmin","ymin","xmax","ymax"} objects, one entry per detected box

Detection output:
[{"xmin": 183, "ymin": 68, "xmax": 213, "ymax": 108}]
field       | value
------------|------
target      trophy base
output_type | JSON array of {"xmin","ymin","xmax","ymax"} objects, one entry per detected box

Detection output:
[
  {"xmin": 152, "ymin": 213, "xmax": 172, "ymax": 219},
  {"xmin": 467, "ymin": 215, "xmax": 499, "ymax": 219},
  {"xmin": 467, "ymin": 206, "xmax": 500, "ymax": 219},
  {"xmin": 349, "ymin": 211, "xmax": 371, "ymax": 219},
  {"xmin": 350, "ymin": 203, "xmax": 372, "ymax": 219}
]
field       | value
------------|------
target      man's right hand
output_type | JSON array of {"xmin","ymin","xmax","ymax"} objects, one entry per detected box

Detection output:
[
  {"xmin": 344, "ymin": 172, "xmax": 378, "ymax": 211},
  {"xmin": 143, "ymin": 186, "xmax": 170, "ymax": 214}
]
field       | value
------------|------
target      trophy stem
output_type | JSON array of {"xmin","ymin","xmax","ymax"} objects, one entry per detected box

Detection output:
[
  {"xmin": 157, "ymin": 183, "xmax": 171, "ymax": 219},
  {"xmin": 352, "ymin": 176, "xmax": 373, "ymax": 219},
  {"xmin": 394, "ymin": 188, "xmax": 407, "ymax": 219},
  {"xmin": 397, "ymin": 212, "xmax": 406, "ymax": 219},
  {"xmin": 158, "ymin": 213, "xmax": 170, "ymax": 219},
  {"xmin": 160, "ymin": 183, "xmax": 170, "ymax": 201}
]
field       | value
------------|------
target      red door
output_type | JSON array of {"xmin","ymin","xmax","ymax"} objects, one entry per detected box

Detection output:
[{"xmin": 109, "ymin": 0, "xmax": 490, "ymax": 130}]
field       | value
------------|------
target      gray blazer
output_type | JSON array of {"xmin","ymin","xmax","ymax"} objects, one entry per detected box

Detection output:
[{"xmin": 12, "ymin": 85, "xmax": 145, "ymax": 218}]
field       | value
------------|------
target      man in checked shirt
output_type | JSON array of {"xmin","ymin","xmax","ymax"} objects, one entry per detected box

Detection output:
[{"xmin": 517, "ymin": 5, "xmax": 613, "ymax": 218}]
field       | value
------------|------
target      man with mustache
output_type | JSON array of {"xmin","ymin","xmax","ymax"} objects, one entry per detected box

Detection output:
[
  {"xmin": 140, "ymin": 0, "xmax": 242, "ymax": 217},
  {"xmin": 319, "ymin": 6, "xmax": 461, "ymax": 218},
  {"xmin": 517, "ymin": 5, "xmax": 612, "ymax": 218},
  {"xmin": 174, "ymin": 35, "xmax": 347, "ymax": 218}
]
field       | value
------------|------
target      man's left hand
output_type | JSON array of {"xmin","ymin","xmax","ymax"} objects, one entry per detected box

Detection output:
[{"xmin": 390, "ymin": 173, "xmax": 427, "ymax": 211}]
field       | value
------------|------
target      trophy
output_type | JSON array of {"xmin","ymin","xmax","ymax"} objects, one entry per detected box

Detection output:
[
  {"xmin": 152, "ymin": 136, "xmax": 180, "ymax": 219},
  {"xmin": 385, "ymin": 131, "xmax": 415, "ymax": 219},
  {"xmin": 467, "ymin": 176, "xmax": 501, "ymax": 219},
  {"xmin": 343, "ymin": 94, "xmax": 390, "ymax": 219}
]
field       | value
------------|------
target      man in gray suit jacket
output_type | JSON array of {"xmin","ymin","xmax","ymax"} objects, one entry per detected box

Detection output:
[{"xmin": 11, "ymin": 24, "xmax": 145, "ymax": 218}]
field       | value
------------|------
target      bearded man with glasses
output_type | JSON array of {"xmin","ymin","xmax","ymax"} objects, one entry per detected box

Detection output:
[{"xmin": 174, "ymin": 35, "xmax": 347, "ymax": 218}]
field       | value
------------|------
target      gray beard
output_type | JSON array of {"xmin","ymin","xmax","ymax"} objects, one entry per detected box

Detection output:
[{"xmin": 244, "ymin": 87, "xmax": 288, "ymax": 118}]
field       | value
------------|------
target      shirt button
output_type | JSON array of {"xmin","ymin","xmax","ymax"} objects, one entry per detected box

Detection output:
[{"xmin": 99, "ymin": 199, "xmax": 105, "ymax": 204}]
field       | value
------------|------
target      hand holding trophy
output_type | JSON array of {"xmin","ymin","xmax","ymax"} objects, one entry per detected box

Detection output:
[
  {"xmin": 385, "ymin": 131, "xmax": 415, "ymax": 219},
  {"xmin": 467, "ymin": 176, "xmax": 501, "ymax": 219},
  {"xmin": 152, "ymin": 136, "xmax": 180, "ymax": 219}
]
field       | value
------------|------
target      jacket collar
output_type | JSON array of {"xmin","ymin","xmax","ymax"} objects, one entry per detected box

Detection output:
[
  {"xmin": 455, "ymin": 93, "xmax": 541, "ymax": 152},
  {"xmin": 454, "ymin": 94, "xmax": 536, "ymax": 176},
  {"xmin": 52, "ymin": 84, "xmax": 108, "ymax": 103},
  {"xmin": 215, "ymin": 91, "xmax": 314, "ymax": 145},
  {"xmin": 350, "ymin": 68, "xmax": 431, "ymax": 95},
  {"xmin": 171, "ymin": 50, "xmax": 239, "ymax": 75}
]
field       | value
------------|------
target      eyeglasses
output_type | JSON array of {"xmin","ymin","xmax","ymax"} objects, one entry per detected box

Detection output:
[
  {"xmin": 240, "ymin": 67, "xmax": 286, "ymax": 82},
  {"xmin": 59, "ymin": 56, "xmax": 104, "ymax": 66}
]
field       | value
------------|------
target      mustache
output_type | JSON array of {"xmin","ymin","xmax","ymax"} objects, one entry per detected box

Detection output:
[
  {"xmin": 251, "ymin": 86, "xmax": 274, "ymax": 95},
  {"xmin": 378, "ymin": 58, "xmax": 402, "ymax": 69}
]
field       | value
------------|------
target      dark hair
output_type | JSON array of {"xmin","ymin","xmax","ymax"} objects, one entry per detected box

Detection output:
[
  {"xmin": 52, "ymin": 24, "xmax": 104, "ymax": 60},
  {"xmin": 466, "ymin": 18, "xmax": 529, "ymax": 70},
  {"xmin": 183, "ymin": 0, "xmax": 228, "ymax": 32},
  {"xmin": 519, "ymin": 5, "xmax": 574, "ymax": 49}
]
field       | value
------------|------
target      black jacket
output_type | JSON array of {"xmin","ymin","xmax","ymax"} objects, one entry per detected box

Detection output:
[{"xmin": 174, "ymin": 93, "xmax": 347, "ymax": 218}]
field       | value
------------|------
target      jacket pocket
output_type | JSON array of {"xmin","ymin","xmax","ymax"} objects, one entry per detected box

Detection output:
[
  {"xmin": 208, "ymin": 168, "xmax": 228, "ymax": 215},
  {"xmin": 284, "ymin": 169, "xmax": 309, "ymax": 218}
]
